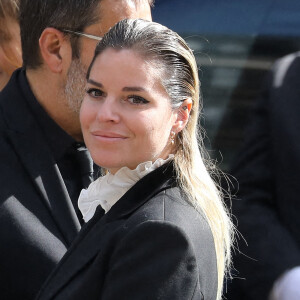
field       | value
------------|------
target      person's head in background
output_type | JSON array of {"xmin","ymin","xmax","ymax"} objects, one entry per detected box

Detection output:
[
  {"xmin": 19, "ymin": 0, "xmax": 152, "ymax": 141},
  {"xmin": 81, "ymin": 19, "xmax": 233, "ymax": 300},
  {"xmin": 0, "ymin": 0, "xmax": 22, "ymax": 90}
]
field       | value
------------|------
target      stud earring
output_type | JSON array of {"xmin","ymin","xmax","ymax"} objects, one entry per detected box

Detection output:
[{"xmin": 170, "ymin": 131, "xmax": 176, "ymax": 145}]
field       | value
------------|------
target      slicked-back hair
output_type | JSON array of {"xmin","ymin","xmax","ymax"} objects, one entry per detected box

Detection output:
[
  {"xmin": 0, "ymin": 0, "xmax": 19, "ymax": 19},
  {"xmin": 88, "ymin": 18, "xmax": 195, "ymax": 110},
  {"xmin": 19, "ymin": 0, "xmax": 100, "ymax": 69},
  {"xmin": 87, "ymin": 19, "xmax": 233, "ymax": 300}
]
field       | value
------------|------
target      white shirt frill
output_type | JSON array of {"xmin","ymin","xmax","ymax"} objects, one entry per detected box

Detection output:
[{"xmin": 78, "ymin": 155, "xmax": 174, "ymax": 222}]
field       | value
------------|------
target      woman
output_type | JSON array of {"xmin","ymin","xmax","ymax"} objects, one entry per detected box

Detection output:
[
  {"xmin": 0, "ymin": 0, "xmax": 21, "ymax": 90},
  {"xmin": 37, "ymin": 19, "xmax": 233, "ymax": 300}
]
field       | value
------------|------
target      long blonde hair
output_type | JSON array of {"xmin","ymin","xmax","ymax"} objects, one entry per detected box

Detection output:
[
  {"xmin": 0, "ymin": 0, "xmax": 21, "ymax": 70},
  {"xmin": 88, "ymin": 19, "xmax": 234, "ymax": 299},
  {"xmin": 0, "ymin": 0, "xmax": 19, "ymax": 20}
]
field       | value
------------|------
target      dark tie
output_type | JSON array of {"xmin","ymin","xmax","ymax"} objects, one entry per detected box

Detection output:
[{"xmin": 74, "ymin": 144, "xmax": 94, "ymax": 189}]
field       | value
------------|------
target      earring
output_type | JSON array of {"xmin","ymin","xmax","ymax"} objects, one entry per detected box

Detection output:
[{"xmin": 170, "ymin": 131, "xmax": 176, "ymax": 145}]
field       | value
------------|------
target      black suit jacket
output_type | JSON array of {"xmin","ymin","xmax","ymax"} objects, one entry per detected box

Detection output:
[
  {"xmin": 37, "ymin": 163, "xmax": 218, "ymax": 300},
  {"xmin": 0, "ymin": 70, "xmax": 81, "ymax": 299},
  {"xmin": 228, "ymin": 52, "xmax": 300, "ymax": 300}
]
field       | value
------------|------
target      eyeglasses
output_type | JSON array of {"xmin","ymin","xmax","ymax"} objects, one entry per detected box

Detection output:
[{"xmin": 61, "ymin": 29, "xmax": 102, "ymax": 41}]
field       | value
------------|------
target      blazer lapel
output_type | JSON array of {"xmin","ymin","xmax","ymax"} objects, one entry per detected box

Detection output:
[
  {"xmin": 7, "ymin": 130, "xmax": 81, "ymax": 245},
  {"xmin": 38, "ymin": 163, "xmax": 176, "ymax": 299},
  {"xmin": 2, "ymin": 71, "xmax": 80, "ymax": 245}
]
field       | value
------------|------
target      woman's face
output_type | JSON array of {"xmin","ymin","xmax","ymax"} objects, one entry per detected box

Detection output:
[
  {"xmin": 0, "ymin": 18, "xmax": 22, "ymax": 90},
  {"xmin": 80, "ymin": 48, "xmax": 179, "ymax": 174}
]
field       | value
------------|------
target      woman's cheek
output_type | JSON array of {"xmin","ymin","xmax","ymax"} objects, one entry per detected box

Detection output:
[{"xmin": 80, "ymin": 100, "xmax": 93, "ymax": 131}]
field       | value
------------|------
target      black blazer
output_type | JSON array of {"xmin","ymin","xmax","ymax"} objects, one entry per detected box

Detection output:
[
  {"xmin": 228, "ymin": 52, "xmax": 300, "ymax": 300},
  {"xmin": 0, "ymin": 70, "xmax": 80, "ymax": 299},
  {"xmin": 37, "ymin": 163, "xmax": 218, "ymax": 300}
]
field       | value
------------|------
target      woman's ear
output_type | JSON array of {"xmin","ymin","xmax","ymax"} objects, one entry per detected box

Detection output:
[
  {"xmin": 39, "ymin": 28, "xmax": 71, "ymax": 73},
  {"xmin": 172, "ymin": 98, "xmax": 193, "ymax": 133}
]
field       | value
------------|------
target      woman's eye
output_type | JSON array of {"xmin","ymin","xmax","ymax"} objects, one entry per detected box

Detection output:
[
  {"xmin": 127, "ymin": 95, "xmax": 150, "ymax": 105},
  {"xmin": 86, "ymin": 88, "xmax": 104, "ymax": 98}
]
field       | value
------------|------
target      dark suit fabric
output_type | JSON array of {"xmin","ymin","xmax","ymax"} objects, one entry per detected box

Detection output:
[
  {"xmin": 228, "ymin": 52, "xmax": 300, "ymax": 300},
  {"xmin": 37, "ymin": 163, "xmax": 218, "ymax": 300},
  {"xmin": 0, "ymin": 70, "xmax": 81, "ymax": 299}
]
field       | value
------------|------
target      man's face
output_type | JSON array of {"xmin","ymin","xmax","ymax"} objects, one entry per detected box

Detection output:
[{"xmin": 64, "ymin": 0, "xmax": 152, "ymax": 114}]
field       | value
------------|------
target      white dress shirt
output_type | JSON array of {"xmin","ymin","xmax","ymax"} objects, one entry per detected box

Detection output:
[{"xmin": 269, "ymin": 266, "xmax": 300, "ymax": 300}]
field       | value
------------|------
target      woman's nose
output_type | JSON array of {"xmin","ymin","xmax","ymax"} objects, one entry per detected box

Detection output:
[{"xmin": 96, "ymin": 97, "xmax": 120, "ymax": 123}]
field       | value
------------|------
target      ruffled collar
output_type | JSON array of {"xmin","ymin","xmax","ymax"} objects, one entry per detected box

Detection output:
[{"xmin": 78, "ymin": 155, "xmax": 174, "ymax": 222}]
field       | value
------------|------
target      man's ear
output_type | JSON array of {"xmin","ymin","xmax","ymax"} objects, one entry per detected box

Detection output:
[
  {"xmin": 172, "ymin": 98, "xmax": 193, "ymax": 133},
  {"xmin": 39, "ymin": 28, "xmax": 71, "ymax": 73}
]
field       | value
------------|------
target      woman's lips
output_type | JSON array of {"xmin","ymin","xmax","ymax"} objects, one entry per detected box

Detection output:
[{"xmin": 91, "ymin": 131, "xmax": 127, "ymax": 142}]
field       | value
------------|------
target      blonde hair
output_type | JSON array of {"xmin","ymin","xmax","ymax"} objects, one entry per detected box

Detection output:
[
  {"xmin": 0, "ymin": 0, "xmax": 18, "ymax": 16},
  {"xmin": 0, "ymin": 0, "xmax": 19, "ymax": 28},
  {"xmin": 172, "ymin": 46, "xmax": 233, "ymax": 299},
  {"xmin": 0, "ymin": 0, "xmax": 21, "ymax": 71},
  {"xmin": 88, "ymin": 19, "xmax": 234, "ymax": 299}
]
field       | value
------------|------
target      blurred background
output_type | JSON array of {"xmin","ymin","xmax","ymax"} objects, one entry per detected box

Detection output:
[{"xmin": 153, "ymin": 0, "xmax": 300, "ymax": 171}]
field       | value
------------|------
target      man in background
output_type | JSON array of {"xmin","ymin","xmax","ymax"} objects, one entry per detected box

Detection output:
[
  {"xmin": 229, "ymin": 52, "xmax": 300, "ymax": 300},
  {"xmin": 0, "ymin": 0, "xmax": 152, "ymax": 299}
]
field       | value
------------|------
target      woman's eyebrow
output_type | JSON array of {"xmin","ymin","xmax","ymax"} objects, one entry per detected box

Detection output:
[
  {"xmin": 87, "ymin": 79, "xmax": 103, "ymax": 88},
  {"xmin": 86, "ymin": 81, "xmax": 148, "ymax": 93},
  {"xmin": 122, "ymin": 87, "xmax": 147, "ymax": 92}
]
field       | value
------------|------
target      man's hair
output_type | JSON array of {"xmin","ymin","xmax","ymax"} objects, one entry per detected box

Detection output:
[
  {"xmin": 19, "ymin": 0, "xmax": 100, "ymax": 69},
  {"xmin": 19, "ymin": 0, "xmax": 154, "ymax": 70}
]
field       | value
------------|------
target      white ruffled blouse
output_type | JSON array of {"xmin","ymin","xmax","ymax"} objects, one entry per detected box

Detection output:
[{"xmin": 78, "ymin": 155, "xmax": 174, "ymax": 222}]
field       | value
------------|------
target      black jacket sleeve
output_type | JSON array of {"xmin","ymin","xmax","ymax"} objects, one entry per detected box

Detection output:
[{"xmin": 101, "ymin": 220, "xmax": 202, "ymax": 300}]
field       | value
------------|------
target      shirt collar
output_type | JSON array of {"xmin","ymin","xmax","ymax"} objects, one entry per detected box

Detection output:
[
  {"xmin": 78, "ymin": 155, "xmax": 174, "ymax": 222},
  {"xmin": 18, "ymin": 68, "xmax": 76, "ymax": 161}
]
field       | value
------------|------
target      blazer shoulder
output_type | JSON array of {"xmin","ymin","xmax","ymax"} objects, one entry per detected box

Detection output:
[
  {"xmin": 127, "ymin": 186, "xmax": 210, "ymax": 229},
  {"xmin": 110, "ymin": 188, "xmax": 217, "ymax": 300},
  {"xmin": 122, "ymin": 186, "xmax": 216, "ymax": 263}
]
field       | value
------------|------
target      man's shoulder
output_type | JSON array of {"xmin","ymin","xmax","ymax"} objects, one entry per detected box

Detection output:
[
  {"xmin": 0, "ymin": 70, "xmax": 26, "ymax": 129},
  {"xmin": 0, "ymin": 72, "xmax": 43, "ymax": 173},
  {"xmin": 0, "ymin": 69, "xmax": 24, "ymax": 102}
]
